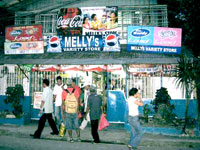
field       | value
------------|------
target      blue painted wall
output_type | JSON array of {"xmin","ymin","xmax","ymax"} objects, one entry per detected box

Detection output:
[
  {"xmin": 0, "ymin": 92, "xmax": 198, "ymax": 125},
  {"xmin": 0, "ymin": 95, "xmax": 31, "ymax": 124},
  {"xmin": 107, "ymin": 90, "xmax": 127, "ymax": 122},
  {"xmin": 107, "ymin": 91, "xmax": 198, "ymax": 123}
]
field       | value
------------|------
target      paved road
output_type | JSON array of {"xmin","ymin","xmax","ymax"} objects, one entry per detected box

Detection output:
[{"xmin": 0, "ymin": 124, "xmax": 200, "ymax": 150}]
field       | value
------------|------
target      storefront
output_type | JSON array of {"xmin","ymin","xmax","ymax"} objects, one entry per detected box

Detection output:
[{"xmin": 0, "ymin": 0, "xmax": 190, "ymax": 122}]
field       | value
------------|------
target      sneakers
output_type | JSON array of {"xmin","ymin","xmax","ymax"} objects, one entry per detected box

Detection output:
[
  {"xmin": 128, "ymin": 145, "xmax": 137, "ymax": 150},
  {"xmin": 69, "ymin": 139, "xmax": 74, "ymax": 143},
  {"xmin": 77, "ymin": 137, "xmax": 81, "ymax": 142}
]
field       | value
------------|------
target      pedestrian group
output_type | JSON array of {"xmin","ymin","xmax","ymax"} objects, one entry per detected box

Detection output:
[{"xmin": 31, "ymin": 76, "xmax": 143, "ymax": 150}]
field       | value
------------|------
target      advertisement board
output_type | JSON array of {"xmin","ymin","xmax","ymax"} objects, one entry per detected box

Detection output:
[
  {"xmin": 54, "ymin": 6, "xmax": 121, "ymax": 52},
  {"xmin": 47, "ymin": 36, "xmax": 62, "ymax": 53},
  {"xmin": 56, "ymin": 6, "xmax": 119, "ymax": 35},
  {"xmin": 5, "ymin": 25, "xmax": 43, "ymax": 42},
  {"xmin": 33, "ymin": 92, "xmax": 43, "ymax": 109},
  {"xmin": 127, "ymin": 26, "xmax": 182, "ymax": 54},
  {"xmin": 4, "ymin": 41, "xmax": 44, "ymax": 54}
]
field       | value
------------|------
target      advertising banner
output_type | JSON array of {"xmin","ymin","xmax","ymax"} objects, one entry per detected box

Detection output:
[
  {"xmin": 56, "ymin": 6, "xmax": 119, "ymax": 35},
  {"xmin": 81, "ymin": 6, "xmax": 119, "ymax": 34},
  {"xmin": 5, "ymin": 25, "xmax": 43, "ymax": 42},
  {"xmin": 127, "ymin": 26, "xmax": 182, "ymax": 54},
  {"xmin": 4, "ymin": 41, "xmax": 44, "ymax": 54},
  {"xmin": 55, "ymin": 6, "xmax": 121, "ymax": 52},
  {"xmin": 47, "ymin": 36, "xmax": 62, "ymax": 53},
  {"xmin": 33, "ymin": 92, "xmax": 43, "ymax": 109}
]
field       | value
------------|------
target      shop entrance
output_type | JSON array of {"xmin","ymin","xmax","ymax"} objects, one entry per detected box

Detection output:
[{"xmin": 1, "ymin": 64, "xmax": 185, "ymax": 122}]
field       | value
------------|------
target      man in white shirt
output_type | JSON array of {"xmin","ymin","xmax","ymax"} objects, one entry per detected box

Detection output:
[
  {"xmin": 31, "ymin": 79, "xmax": 58, "ymax": 139},
  {"xmin": 53, "ymin": 76, "xmax": 63, "ymax": 125},
  {"xmin": 127, "ymin": 88, "xmax": 143, "ymax": 150}
]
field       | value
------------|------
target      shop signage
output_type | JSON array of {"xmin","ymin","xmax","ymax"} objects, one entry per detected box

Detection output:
[
  {"xmin": 33, "ymin": 92, "xmax": 43, "ymax": 109},
  {"xmin": 20, "ymin": 64, "xmax": 34, "ymax": 72},
  {"xmin": 61, "ymin": 35, "xmax": 103, "ymax": 51},
  {"xmin": 47, "ymin": 34, "xmax": 120, "ymax": 52},
  {"xmin": 127, "ymin": 26, "xmax": 182, "ymax": 54},
  {"xmin": 5, "ymin": 25, "xmax": 43, "ymax": 42},
  {"xmin": 55, "ymin": 6, "xmax": 121, "ymax": 52},
  {"xmin": 57, "ymin": 6, "xmax": 119, "ymax": 35},
  {"xmin": 4, "ymin": 41, "xmax": 44, "ymax": 54}
]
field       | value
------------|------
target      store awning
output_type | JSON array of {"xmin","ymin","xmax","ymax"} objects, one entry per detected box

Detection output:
[
  {"xmin": 0, "ymin": 46, "xmax": 181, "ymax": 65},
  {"xmin": 30, "ymin": 65, "xmax": 123, "ymax": 72}
]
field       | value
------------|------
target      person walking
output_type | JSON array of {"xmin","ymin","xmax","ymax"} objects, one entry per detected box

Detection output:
[
  {"xmin": 127, "ymin": 88, "xmax": 143, "ymax": 150},
  {"xmin": 80, "ymin": 81, "xmax": 90, "ymax": 130},
  {"xmin": 53, "ymin": 76, "xmax": 63, "ymax": 126},
  {"xmin": 62, "ymin": 78, "xmax": 81, "ymax": 142},
  {"xmin": 85, "ymin": 85, "xmax": 102, "ymax": 143},
  {"xmin": 31, "ymin": 79, "xmax": 59, "ymax": 139}
]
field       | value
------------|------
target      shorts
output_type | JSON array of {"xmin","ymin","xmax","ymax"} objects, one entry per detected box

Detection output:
[{"xmin": 65, "ymin": 112, "xmax": 79, "ymax": 130}]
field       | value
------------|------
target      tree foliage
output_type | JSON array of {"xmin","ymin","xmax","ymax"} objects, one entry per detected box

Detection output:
[
  {"xmin": 153, "ymin": 87, "xmax": 171, "ymax": 112},
  {"xmin": 158, "ymin": 0, "xmax": 200, "ymax": 57},
  {"xmin": 4, "ymin": 84, "xmax": 24, "ymax": 118}
]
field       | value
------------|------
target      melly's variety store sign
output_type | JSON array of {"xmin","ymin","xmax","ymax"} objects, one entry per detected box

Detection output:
[
  {"xmin": 4, "ymin": 25, "xmax": 44, "ymax": 54},
  {"xmin": 127, "ymin": 26, "xmax": 182, "ymax": 54},
  {"xmin": 47, "ymin": 34, "xmax": 120, "ymax": 52}
]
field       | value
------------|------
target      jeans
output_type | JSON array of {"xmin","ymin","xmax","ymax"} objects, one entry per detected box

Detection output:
[
  {"xmin": 128, "ymin": 116, "xmax": 143, "ymax": 148},
  {"xmin": 34, "ymin": 113, "xmax": 58, "ymax": 138},
  {"xmin": 55, "ymin": 106, "xmax": 62, "ymax": 125},
  {"xmin": 65, "ymin": 113, "xmax": 79, "ymax": 130}
]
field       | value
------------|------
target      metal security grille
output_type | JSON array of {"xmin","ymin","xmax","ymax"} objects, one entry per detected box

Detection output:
[
  {"xmin": 0, "ymin": 65, "xmax": 29, "ymax": 95},
  {"xmin": 118, "ymin": 5, "xmax": 168, "ymax": 41},
  {"xmin": 14, "ymin": 5, "xmax": 168, "ymax": 38}
]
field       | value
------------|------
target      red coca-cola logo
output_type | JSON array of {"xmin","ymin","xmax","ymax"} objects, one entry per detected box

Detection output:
[{"xmin": 57, "ymin": 15, "xmax": 82, "ymax": 29}]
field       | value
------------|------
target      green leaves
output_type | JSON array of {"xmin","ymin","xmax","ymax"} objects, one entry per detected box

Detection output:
[
  {"xmin": 4, "ymin": 84, "xmax": 24, "ymax": 118},
  {"xmin": 154, "ymin": 87, "xmax": 171, "ymax": 112},
  {"xmin": 175, "ymin": 54, "xmax": 198, "ymax": 98}
]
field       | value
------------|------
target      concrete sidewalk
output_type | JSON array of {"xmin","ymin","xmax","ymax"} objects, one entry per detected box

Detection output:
[{"xmin": 0, "ymin": 123, "xmax": 200, "ymax": 150}]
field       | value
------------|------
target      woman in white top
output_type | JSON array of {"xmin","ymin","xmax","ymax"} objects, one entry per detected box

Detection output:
[{"xmin": 127, "ymin": 88, "xmax": 143, "ymax": 150}]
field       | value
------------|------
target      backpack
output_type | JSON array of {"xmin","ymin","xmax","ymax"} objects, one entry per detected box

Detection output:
[{"xmin": 64, "ymin": 88, "xmax": 78, "ymax": 114}]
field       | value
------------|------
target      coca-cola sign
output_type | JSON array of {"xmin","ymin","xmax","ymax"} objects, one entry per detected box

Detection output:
[
  {"xmin": 57, "ymin": 15, "xmax": 82, "ymax": 29},
  {"xmin": 57, "ymin": 8, "xmax": 83, "ymax": 35}
]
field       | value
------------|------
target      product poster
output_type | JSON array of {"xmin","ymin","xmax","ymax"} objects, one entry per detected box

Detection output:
[
  {"xmin": 56, "ymin": 6, "xmax": 119, "ymax": 35},
  {"xmin": 4, "ymin": 41, "xmax": 44, "ymax": 54},
  {"xmin": 127, "ymin": 26, "xmax": 182, "ymax": 54},
  {"xmin": 5, "ymin": 25, "xmax": 43, "ymax": 42},
  {"xmin": 33, "ymin": 92, "xmax": 43, "ymax": 109},
  {"xmin": 47, "ymin": 36, "xmax": 62, "ymax": 53}
]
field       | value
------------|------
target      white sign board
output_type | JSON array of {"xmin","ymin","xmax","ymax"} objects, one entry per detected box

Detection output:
[{"xmin": 33, "ymin": 92, "xmax": 43, "ymax": 109}]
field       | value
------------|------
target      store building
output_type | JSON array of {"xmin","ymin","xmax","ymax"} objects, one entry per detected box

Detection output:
[{"xmin": 1, "ymin": 0, "xmax": 194, "ymax": 122}]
